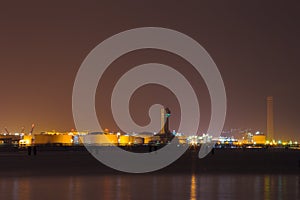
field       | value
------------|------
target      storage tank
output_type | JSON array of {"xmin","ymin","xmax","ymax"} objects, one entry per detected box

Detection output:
[
  {"xmin": 134, "ymin": 132, "xmax": 157, "ymax": 144},
  {"xmin": 34, "ymin": 134, "xmax": 73, "ymax": 145},
  {"xmin": 133, "ymin": 136, "xmax": 144, "ymax": 145},
  {"xmin": 19, "ymin": 135, "xmax": 33, "ymax": 145},
  {"xmin": 119, "ymin": 135, "xmax": 134, "ymax": 145},
  {"xmin": 252, "ymin": 135, "xmax": 266, "ymax": 145},
  {"xmin": 80, "ymin": 133, "xmax": 118, "ymax": 145}
]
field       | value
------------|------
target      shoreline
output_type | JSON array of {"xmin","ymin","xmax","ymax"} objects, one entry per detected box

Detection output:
[{"xmin": 0, "ymin": 146, "xmax": 299, "ymax": 177}]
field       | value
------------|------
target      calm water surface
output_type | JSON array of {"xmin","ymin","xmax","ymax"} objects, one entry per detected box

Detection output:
[{"xmin": 0, "ymin": 174, "xmax": 299, "ymax": 200}]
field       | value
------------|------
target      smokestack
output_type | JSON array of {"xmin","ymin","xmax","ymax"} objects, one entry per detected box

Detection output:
[
  {"xmin": 160, "ymin": 108, "xmax": 165, "ymax": 134},
  {"xmin": 267, "ymin": 96, "xmax": 274, "ymax": 140}
]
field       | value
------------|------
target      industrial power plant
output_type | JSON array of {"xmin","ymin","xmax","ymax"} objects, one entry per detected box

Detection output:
[{"xmin": 0, "ymin": 99, "xmax": 299, "ymax": 149}]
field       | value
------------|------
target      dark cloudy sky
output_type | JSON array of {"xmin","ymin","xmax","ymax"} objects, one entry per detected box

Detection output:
[{"xmin": 0, "ymin": 1, "xmax": 299, "ymax": 140}]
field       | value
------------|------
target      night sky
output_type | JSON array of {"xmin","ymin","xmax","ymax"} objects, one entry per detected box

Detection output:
[{"xmin": 0, "ymin": 1, "xmax": 299, "ymax": 140}]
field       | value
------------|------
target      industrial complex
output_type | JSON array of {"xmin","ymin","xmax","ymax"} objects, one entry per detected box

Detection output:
[{"xmin": 0, "ymin": 98, "xmax": 299, "ymax": 149}]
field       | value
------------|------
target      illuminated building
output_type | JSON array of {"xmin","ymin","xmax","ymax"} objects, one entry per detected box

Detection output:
[{"xmin": 252, "ymin": 135, "xmax": 266, "ymax": 145}]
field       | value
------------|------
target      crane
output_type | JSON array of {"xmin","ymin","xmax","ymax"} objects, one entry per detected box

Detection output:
[
  {"xmin": 21, "ymin": 127, "xmax": 25, "ymax": 134},
  {"xmin": 29, "ymin": 124, "xmax": 35, "ymax": 135},
  {"xmin": 4, "ymin": 127, "xmax": 10, "ymax": 135}
]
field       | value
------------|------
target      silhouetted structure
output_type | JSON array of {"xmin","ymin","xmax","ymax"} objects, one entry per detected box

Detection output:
[
  {"xmin": 267, "ymin": 96, "xmax": 274, "ymax": 140},
  {"xmin": 158, "ymin": 107, "xmax": 174, "ymax": 143}
]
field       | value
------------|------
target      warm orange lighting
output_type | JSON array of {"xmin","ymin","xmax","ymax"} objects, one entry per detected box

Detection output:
[
  {"xmin": 190, "ymin": 174, "xmax": 197, "ymax": 200},
  {"xmin": 19, "ymin": 139, "xmax": 30, "ymax": 145}
]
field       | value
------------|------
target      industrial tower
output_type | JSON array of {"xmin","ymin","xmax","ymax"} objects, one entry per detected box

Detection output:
[
  {"xmin": 267, "ymin": 96, "xmax": 274, "ymax": 140},
  {"xmin": 159, "ymin": 107, "xmax": 173, "ymax": 142}
]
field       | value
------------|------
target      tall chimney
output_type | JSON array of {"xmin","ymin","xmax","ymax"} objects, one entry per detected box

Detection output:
[
  {"xmin": 267, "ymin": 96, "xmax": 274, "ymax": 140},
  {"xmin": 160, "ymin": 108, "xmax": 165, "ymax": 134}
]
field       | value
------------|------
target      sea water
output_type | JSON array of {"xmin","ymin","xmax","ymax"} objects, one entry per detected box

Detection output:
[{"xmin": 0, "ymin": 174, "xmax": 299, "ymax": 200}]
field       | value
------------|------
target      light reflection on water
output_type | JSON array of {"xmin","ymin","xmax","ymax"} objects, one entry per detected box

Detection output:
[
  {"xmin": 190, "ymin": 174, "xmax": 197, "ymax": 200},
  {"xmin": 0, "ymin": 174, "xmax": 299, "ymax": 200}
]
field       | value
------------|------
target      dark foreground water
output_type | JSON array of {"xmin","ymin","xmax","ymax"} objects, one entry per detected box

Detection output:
[{"xmin": 0, "ymin": 174, "xmax": 299, "ymax": 200}]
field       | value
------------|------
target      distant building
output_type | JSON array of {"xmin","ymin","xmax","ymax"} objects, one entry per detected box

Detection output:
[{"xmin": 267, "ymin": 96, "xmax": 274, "ymax": 140}]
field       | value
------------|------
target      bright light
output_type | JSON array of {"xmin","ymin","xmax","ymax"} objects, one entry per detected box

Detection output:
[
  {"xmin": 278, "ymin": 140, "xmax": 282, "ymax": 144},
  {"xmin": 19, "ymin": 139, "xmax": 30, "ymax": 145}
]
